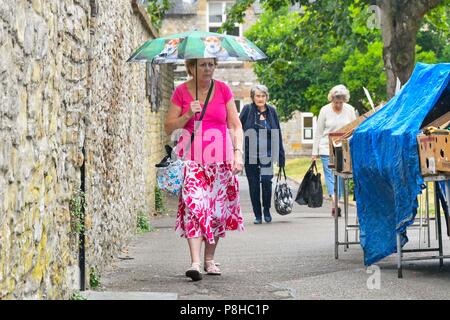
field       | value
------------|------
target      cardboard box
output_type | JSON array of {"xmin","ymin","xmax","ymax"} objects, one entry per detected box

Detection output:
[
  {"xmin": 417, "ymin": 135, "xmax": 438, "ymax": 176},
  {"xmin": 417, "ymin": 130, "xmax": 450, "ymax": 175},
  {"xmin": 435, "ymin": 130, "xmax": 450, "ymax": 172},
  {"xmin": 418, "ymin": 111, "xmax": 450, "ymax": 176},
  {"xmin": 341, "ymin": 138, "xmax": 352, "ymax": 173},
  {"xmin": 328, "ymin": 132, "xmax": 345, "ymax": 169},
  {"xmin": 328, "ymin": 106, "xmax": 383, "ymax": 169}
]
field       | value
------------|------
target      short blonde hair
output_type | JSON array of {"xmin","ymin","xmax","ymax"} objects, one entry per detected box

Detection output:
[
  {"xmin": 328, "ymin": 85, "xmax": 350, "ymax": 102},
  {"xmin": 185, "ymin": 58, "xmax": 218, "ymax": 76}
]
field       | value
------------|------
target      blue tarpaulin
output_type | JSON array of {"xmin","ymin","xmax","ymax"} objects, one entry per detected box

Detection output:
[{"xmin": 350, "ymin": 63, "xmax": 450, "ymax": 266}]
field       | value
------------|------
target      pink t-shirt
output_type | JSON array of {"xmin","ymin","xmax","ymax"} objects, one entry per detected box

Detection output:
[{"xmin": 171, "ymin": 79, "xmax": 235, "ymax": 164}]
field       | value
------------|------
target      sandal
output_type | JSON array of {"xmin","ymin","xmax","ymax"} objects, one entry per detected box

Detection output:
[
  {"xmin": 204, "ymin": 260, "xmax": 221, "ymax": 275},
  {"xmin": 185, "ymin": 262, "xmax": 203, "ymax": 281}
]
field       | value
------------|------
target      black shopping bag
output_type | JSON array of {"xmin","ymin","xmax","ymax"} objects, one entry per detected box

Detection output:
[
  {"xmin": 307, "ymin": 166, "xmax": 323, "ymax": 208},
  {"xmin": 295, "ymin": 161, "xmax": 323, "ymax": 208},
  {"xmin": 295, "ymin": 165, "xmax": 313, "ymax": 205}
]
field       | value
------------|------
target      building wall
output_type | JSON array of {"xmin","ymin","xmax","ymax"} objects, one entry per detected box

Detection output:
[
  {"xmin": 280, "ymin": 111, "xmax": 315, "ymax": 157},
  {"xmin": 0, "ymin": 0, "xmax": 172, "ymax": 299}
]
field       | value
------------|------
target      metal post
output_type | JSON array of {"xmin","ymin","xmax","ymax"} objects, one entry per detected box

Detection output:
[
  {"xmin": 354, "ymin": 176, "xmax": 359, "ymax": 242},
  {"xmin": 433, "ymin": 183, "xmax": 438, "ymax": 240},
  {"xmin": 435, "ymin": 182, "xmax": 444, "ymax": 268},
  {"xmin": 426, "ymin": 182, "xmax": 431, "ymax": 247},
  {"xmin": 335, "ymin": 173, "xmax": 339, "ymax": 259},
  {"xmin": 344, "ymin": 178, "xmax": 349, "ymax": 251},
  {"xmin": 397, "ymin": 232, "xmax": 403, "ymax": 278},
  {"xmin": 446, "ymin": 181, "xmax": 450, "ymax": 237},
  {"xmin": 419, "ymin": 193, "xmax": 423, "ymax": 249}
]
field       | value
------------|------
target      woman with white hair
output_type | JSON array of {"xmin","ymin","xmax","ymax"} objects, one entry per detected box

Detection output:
[
  {"xmin": 240, "ymin": 84, "xmax": 285, "ymax": 224},
  {"xmin": 312, "ymin": 85, "xmax": 357, "ymax": 217}
]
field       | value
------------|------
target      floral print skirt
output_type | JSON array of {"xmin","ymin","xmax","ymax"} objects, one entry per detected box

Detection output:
[{"xmin": 175, "ymin": 161, "xmax": 244, "ymax": 244}]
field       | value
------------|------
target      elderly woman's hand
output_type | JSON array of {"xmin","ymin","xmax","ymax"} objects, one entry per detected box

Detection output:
[{"xmin": 232, "ymin": 149, "xmax": 244, "ymax": 175}]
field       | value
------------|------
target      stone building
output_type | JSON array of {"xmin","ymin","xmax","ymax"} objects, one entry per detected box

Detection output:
[
  {"xmin": 0, "ymin": 0, "xmax": 172, "ymax": 299},
  {"xmin": 161, "ymin": 0, "xmax": 316, "ymax": 156}
]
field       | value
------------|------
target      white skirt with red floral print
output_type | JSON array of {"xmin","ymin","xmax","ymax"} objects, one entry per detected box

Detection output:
[{"xmin": 175, "ymin": 161, "xmax": 244, "ymax": 244}]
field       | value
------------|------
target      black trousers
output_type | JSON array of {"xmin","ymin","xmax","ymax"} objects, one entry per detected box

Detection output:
[{"xmin": 245, "ymin": 162, "xmax": 273, "ymax": 219}]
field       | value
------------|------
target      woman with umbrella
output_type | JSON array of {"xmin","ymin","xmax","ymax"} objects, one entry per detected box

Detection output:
[
  {"xmin": 164, "ymin": 57, "xmax": 244, "ymax": 281},
  {"xmin": 128, "ymin": 31, "xmax": 267, "ymax": 281}
]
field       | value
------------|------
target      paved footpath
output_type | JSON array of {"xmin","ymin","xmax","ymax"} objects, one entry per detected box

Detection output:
[{"xmin": 97, "ymin": 176, "xmax": 450, "ymax": 300}]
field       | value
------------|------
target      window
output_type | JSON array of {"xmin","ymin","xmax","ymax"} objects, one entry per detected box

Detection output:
[
  {"xmin": 208, "ymin": 1, "xmax": 241, "ymax": 36},
  {"xmin": 234, "ymin": 99, "xmax": 242, "ymax": 113},
  {"xmin": 304, "ymin": 128, "xmax": 313, "ymax": 140},
  {"xmin": 303, "ymin": 116, "xmax": 314, "ymax": 141}
]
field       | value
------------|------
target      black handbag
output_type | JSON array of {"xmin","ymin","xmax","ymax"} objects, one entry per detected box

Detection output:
[
  {"xmin": 295, "ymin": 161, "xmax": 323, "ymax": 208},
  {"xmin": 274, "ymin": 167, "xmax": 294, "ymax": 215}
]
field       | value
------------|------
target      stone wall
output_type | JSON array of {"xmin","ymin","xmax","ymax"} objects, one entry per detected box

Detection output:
[
  {"xmin": 84, "ymin": 0, "xmax": 173, "ymax": 284},
  {"xmin": 0, "ymin": 0, "xmax": 172, "ymax": 299}
]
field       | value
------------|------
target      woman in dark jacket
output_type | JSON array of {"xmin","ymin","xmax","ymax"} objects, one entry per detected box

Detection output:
[{"xmin": 239, "ymin": 85, "xmax": 285, "ymax": 224}]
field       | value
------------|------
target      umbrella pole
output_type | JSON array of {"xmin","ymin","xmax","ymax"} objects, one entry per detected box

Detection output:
[{"xmin": 195, "ymin": 59, "xmax": 198, "ymax": 100}]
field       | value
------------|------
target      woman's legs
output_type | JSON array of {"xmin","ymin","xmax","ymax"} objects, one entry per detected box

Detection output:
[
  {"xmin": 204, "ymin": 236, "xmax": 219, "ymax": 262},
  {"xmin": 320, "ymin": 156, "xmax": 334, "ymax": 200},
  {"xmin": 320, "ymin": 156, "xmax": 343, "ymax": 213},
  {"xmin": 187, "ymin": 237, "xmax": 203, "ymax": 265},
  {"xmin": 204, "ymin": 237, "xmax": 221, "ymax": 275},
  {"xmin": 260, "ymin": 163, "xmax": 273, "ymax": 222},
  {"xmin": 186, "ymin": 237, "xmax": 203, "ymax": 281},
  {"xmin": 245, "ymin": 164, "xmax": 262, "ymax": 222}
]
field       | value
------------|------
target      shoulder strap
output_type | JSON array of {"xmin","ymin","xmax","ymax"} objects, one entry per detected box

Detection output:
[
  {"xmin": 191, "ymin": 80, "xmax": 214, "ymax": 142},
  {"xmin": 181, "ymin": 80, "xmax": 214, "ymax": 160}
]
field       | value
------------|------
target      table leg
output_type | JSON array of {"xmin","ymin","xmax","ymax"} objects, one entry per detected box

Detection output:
[
  {"xmin": 445, "ymin": 181, "xmax": 450, "ymax": 237},
  {"xmin": 435, "ymin": 182, "xmax": 444, "ymax": 269},
  {"xmin": 344, "ymin": 178, "xmax": 349, "ymax": 251},
  {"xmin": 426, "ymin": 182, "xmax": 431, "ymax": 247},
  {"xmin": 335, "ymin": 174, "xmax": 339, "ymax": 259},
  {"xmin": 397, "ymin": 232, "xmax": 403, "ymax": 278}
]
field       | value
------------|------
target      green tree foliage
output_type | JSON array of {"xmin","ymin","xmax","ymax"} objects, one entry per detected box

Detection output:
[
  {"xmin": 417, "ymin": 4, "xmax": 450, "ymax": 63},
  {"xmin": 146, "ymin": 0, "xmax": 171, "ymax": 31},
  {"xmin": 245, "ymin": 5, "xmax": 378, "ymax": 118},
  {"xmin": 244, "ymin": 2, "xmax": 448, "ymax": 118}
]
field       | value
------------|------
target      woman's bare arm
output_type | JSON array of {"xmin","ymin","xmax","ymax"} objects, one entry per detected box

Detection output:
[
  {"xmin": 226, "ymin": 100, "xmax": 244, "ymax": 174},
  {"xmin": 164, "ymin": 102, "xmax": 198, "ymax": 135}
]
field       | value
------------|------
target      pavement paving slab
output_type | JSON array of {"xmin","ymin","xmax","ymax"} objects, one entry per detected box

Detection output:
[{"xmin": 97, "ymin": 176, "xmax": 450, "ymax": 300}]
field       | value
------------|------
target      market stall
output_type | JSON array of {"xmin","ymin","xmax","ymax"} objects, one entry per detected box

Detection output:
[{"xmin": 349, "ymin": 63, "xmax": 450, "ymax": 275}]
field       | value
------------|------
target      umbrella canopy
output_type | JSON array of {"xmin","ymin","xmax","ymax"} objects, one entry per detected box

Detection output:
[{"xmin": 126, "ymin": 30, "xmax": 267, "ymax": 63}]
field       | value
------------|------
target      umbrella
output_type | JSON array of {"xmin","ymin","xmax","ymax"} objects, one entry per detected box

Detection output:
[{"xmin": 126, "ymin": 30, "xmax": 267, "ymax": 99}]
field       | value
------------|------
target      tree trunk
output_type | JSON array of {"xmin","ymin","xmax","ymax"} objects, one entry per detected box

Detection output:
[{"xmin": 377, "ymin": 0, "xmax": 443, "ymax": 98}]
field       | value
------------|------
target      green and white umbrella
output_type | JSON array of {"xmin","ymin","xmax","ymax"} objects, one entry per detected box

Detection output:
[{"xmin": 127, "ymin": 30, "xmax": 267, "ymax": 64}]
